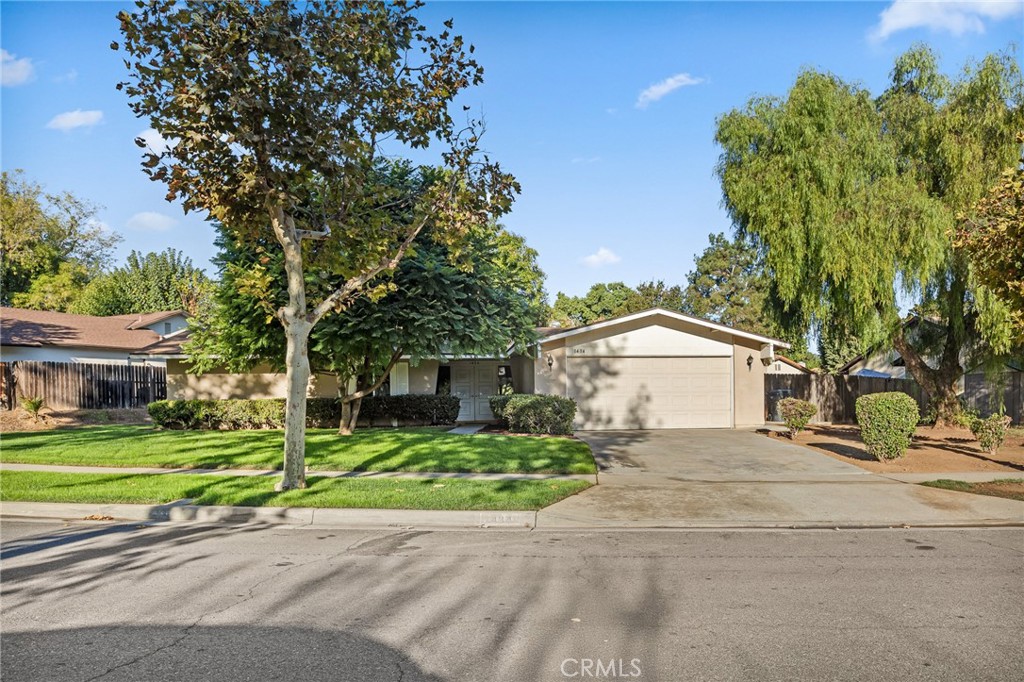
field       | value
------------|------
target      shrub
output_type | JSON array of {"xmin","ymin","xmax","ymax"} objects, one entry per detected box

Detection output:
[
  {"xmin": 19, "ymin": 396, "xmax": 45, "ymax": 422},
  {"xmin": 779, "ymin": 398, "xmax": 817, "ymax": 438},
  {"xmin": 488, "ymin": 394, "xmax": 518, "ymax": 426},
  {"xmin": 148, "ymin": 395, "xmax": 459, "ymax": 430},
  {"xmin": 969, "ymin": 414, "xmax": 1012, "ymax": 456},
  {"xmin": 855, "ymin": 392, "xmax": 920, "ymax": 461},
  {"xmin": 502, "ymin": 394, "xmax": 576, "ymax": 435}
]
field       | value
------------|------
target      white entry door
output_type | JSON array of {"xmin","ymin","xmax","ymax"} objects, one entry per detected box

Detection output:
[{"xmin": 451, "ymin": 362, "xmax": 498, "ymax": 421}]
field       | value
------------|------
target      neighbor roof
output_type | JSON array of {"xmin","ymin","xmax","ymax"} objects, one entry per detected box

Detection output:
[
  {"xmin": 539, "ymin": 308, "xmax": 791, "ymax": 348},
  {"xmin": 0, "ymin": 307, "xmax": 183, "ymax": 353},
  {"xmin": 774, "ymin": 355, "xmax": 811, "ymax": 372}
]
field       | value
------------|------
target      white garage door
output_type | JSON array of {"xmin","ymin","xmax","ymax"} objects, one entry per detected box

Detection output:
[{"xmin": 567, "ymin": 356, "xmax": 732, "ymax": 430}]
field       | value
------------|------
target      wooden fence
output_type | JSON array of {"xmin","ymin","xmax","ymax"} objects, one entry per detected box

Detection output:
[
  {"xmin": 963, "ymin": 372, "xmax": 1023, "ymax": 424},
  {"xmin": 0, "ymin": 361, "xmax": 166, "ymax": 410},
  {"xmin": 765, "ymin": 374, "xmax": 929, "ymax": 424}
]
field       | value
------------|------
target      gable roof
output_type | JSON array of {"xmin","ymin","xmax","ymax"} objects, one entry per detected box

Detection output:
[
  {"xmin": 539, "ymin": 308, "xmax": 790, "ymax": 348},
  {"xmin": 0, "ymin": 307, "xmax": 183, "ymax": 353}
]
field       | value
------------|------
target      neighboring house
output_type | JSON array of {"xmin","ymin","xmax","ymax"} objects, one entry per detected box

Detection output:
[
  {"xmin": 165, "ymin": 307, "xmax": 788, "ymax": 430},
  {"xmin": 765, "ymin": 355, "xmax": 811, "ymax": 375},
  {"xmin": 0, "ymin": 307, "xmax": 187, "ymax": 366}
]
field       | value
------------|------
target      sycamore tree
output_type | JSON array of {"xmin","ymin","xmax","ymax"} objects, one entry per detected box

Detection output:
[
  {"xmin": 117, "ymin": 1, "xmax": 517, "ymax": 489},
  {"xmin": 716, "ymin": 45, "xmax": 1023, "ymax": 424}
]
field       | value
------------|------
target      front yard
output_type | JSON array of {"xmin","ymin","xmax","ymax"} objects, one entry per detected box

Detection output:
[
  {"xmin": 768, "ymin": 424, "xmax": 1024, "ymax": 474},
  {"xmin": 0, "ymin": 425, "xmax": 597, "ymax": 475},
  {"xmin": 0, "ymin": 470, "xmax": 591, "ymax": 511}
]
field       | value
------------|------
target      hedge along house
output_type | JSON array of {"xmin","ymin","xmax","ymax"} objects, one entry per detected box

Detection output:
[{"xmin": 164, "ymin": 307, "xmax": 786, "ymax": 430}]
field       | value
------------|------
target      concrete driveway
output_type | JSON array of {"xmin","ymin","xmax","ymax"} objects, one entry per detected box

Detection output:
[{"xmin": 536, "ymin": 429, "xmax": 1024, "ymax": 528}]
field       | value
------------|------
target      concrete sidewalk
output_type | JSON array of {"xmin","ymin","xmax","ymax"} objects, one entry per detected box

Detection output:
[{"xmin": 0, "ymin": 462, "xmax": 596, "ymax": 483}]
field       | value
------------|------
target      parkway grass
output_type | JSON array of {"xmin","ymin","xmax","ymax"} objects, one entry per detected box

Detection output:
[
  {"xmin": 0, "ymin": 470, "xmax": 592, "ymax": 511},
  {"xmin": 0, "ymin": 425, "xmax": 597, "ymax": 475}
]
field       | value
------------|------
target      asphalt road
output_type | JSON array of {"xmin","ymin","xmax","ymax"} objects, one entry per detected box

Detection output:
[{"xmin": 1, "ymin": 520, "xmax": 1022, "ymax": 682}]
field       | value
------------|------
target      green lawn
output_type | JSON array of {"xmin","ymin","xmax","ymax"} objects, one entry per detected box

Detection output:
[
  {"xmin": 0, "ymin": 425, "xmax": 596, "ymax": 474},
  {"xmin": 0, "ymin": 470, "xmax": 590, "ymax": 511}
]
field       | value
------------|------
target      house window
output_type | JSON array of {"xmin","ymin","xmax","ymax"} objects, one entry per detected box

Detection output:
[
  {"xmin": 163, "ymin": 322, "xmax": 172, "ymax": 335},
  {"xmin": 498, "ymin": 364, "xmax": 514, "ymax": 393}
]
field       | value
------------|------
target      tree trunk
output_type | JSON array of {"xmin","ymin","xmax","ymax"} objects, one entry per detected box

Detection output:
[
  {"xmin": 337, "ymin": 349, "xmax": 403, "ymax": 436},
  {"xmin": 892, "ymin": 328, "xmax": 962, "ymax": 428},
  {"xmin": 280, "ymin": 317, "xmax": 313, "ymax": 489}
]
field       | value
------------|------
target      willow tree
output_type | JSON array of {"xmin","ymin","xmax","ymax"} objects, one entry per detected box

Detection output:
[
  {"xmin": 116, "ymin": 1, "xmax": 517, "ymax": 489},
  {"xmin": 716, "ymin": 45, "xmax": 1022, "ymax": 425}
]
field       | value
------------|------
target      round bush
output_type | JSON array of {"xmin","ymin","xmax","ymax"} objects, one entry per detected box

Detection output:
[
  {"xmin": 855, "ymin": 392, "xmax": 920, "ymax": 461},
  {"xmin": 779, "ymin": 398, "xmax": 817, "ymax": 438},
  {"xmin": 502, "ymin": 395, "xmax": 577, "ymax": 435},
  {"xmin": 969, "ymin": 414, "xmax": 1012, "ymax": 456}
]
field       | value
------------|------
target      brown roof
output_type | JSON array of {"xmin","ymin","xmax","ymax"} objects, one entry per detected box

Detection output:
[
  {"xmin": 136, "ymin": 330, "xmax": 190, "ymax": 356},
  {"xmin": 774, "ymin": 355, "xmax": 811, "ymax": 373},
  {"xmin": 0, "ymin": 307, "xmax": 183, "ymax": 353}
]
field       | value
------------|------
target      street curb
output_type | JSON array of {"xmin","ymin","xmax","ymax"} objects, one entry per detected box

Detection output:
[{"xmin": 0, "ymin": 501, "xmax": 537, "ymax": 529}]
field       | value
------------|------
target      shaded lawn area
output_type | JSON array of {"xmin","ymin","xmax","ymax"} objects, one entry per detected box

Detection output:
[
  {"xmin": 0, "ymin": 470, "xmax": 591, "ymax": 511},
  {"xmin": 920, "ymin": 478, "xmax": 1024, "ymax": 503},
  {"xmin": 0, "ymin": 426, "xmax": 597, "ymax": 475}
]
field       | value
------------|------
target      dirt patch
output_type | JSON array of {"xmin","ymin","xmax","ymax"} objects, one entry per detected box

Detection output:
[
  {"xmin": 921, "ymin": 479, "xmax": 1024, "ymax": 503},
  {"xmin": 766, "ymin": 424, "xmax": 1024, "ymax": 474},
  {"xmin": 0, "ymin": 407, "xmax": 150, "ymax": 432}
]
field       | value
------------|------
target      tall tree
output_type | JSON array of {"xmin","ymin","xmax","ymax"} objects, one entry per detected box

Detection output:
[
  {"xmin": 550, "ymin": 282, "xmax": 634, "ymax": 326},
  {"xmin": 72, "ymin": 248, "xmax": 211, "ymax": 316},
  {"xmin": 954, "ymin": 134, "xmax": 1024, "ymax": 343},
  {"xmin": 0, "ymin": 170, "xmax": 120, "ymax": 305},
  {"xmin": 189, "ymin": 216, "xmax": 540, "ymax": 434},
  {"xmin": 681, "ymin": 233, "xmax": 773, "ymax": 336},
  {"xmin": 620, "ymin": 280, "xmax": 685, "ymax": 315},
  {"xmin": 118, "ymin": 1, "xmax": 516, "ymax": 489},
  {"xmin": 716, "ymin": 46, "xmax": 1022, "ymax": 424}
]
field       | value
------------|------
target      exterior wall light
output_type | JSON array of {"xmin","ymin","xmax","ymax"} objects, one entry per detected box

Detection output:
[
  {"xmin": 546, "ymin": 353, "xmax": 554, "ymax": 370},
  {"xmin": 746, "ymin": 354, "xmax": 754, "ymax": 369}
]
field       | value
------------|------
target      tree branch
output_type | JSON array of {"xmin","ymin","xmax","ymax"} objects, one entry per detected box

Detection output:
[{"xmin": 341, "ymin": 347, "xmax": 404, "ymax": 403}]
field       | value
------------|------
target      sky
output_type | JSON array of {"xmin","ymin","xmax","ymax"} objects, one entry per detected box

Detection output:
[{"xmin": 2, "ymin": 1, "xmax": 1022, "ymax": 302}]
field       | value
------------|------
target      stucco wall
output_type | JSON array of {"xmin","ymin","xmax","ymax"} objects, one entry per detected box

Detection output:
[
  {"xmin": 511, "ymin": 354, "xmax": 535, "ymax": 394},
  {"xmin": 1, "ymin": 345, "xmax": 165, "ymax": 366},
  {"xmin": 765, "ymin": 360, "xmax": 806, "ymax": 375},
  {"xmin": 408, "ymin": 360, "xmax": 439, "ymax": 395},
  {"xmin": 166, "ymin": 360, "xmax": 339, "ymax": 400},
  {"xmin": 732, "ymin": 340, "xmax": 767, "ymax": 426},
  {"xmin": 566, "ymin": 316, "xmax": 733, "ymax": 357},
  {"xmin": 534, "ymin": 342, "xmax": 566, "ymax": 397},
  {"xmin": 141, "ymin": 315, "xmax": 189, "ymax": 337}
]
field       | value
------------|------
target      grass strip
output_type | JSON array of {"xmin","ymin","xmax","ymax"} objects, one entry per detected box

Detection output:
[
  {"xmin": 0, "ymin": 470, "xmax": 591, "ymax": 511},
  {"xmin": 920, "ymin": 478, "xmax": 1024, "ymax": 502}
]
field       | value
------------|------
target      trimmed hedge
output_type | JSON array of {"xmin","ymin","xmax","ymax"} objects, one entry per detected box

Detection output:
[
  {"xmin": 779, "ymin": 398, "xmax": 817, "ymax": 438},
  {"xmin": 488, "ymin": 394, "xmax": 517, "ymax": 426},
  {"xmin": 502, "ymin": 394, "xmax": 577, "ymax": 435},
  {"xmin": 969, "ymin": 414, "xmax": 1012, "ymax": 456},
  {"xmin": 148, "ymin": 395, "xmax": 460, "ymax": 430},
  {"xmin": 855, "ymin": 392, "xmax": 920, "ymax": 461}
]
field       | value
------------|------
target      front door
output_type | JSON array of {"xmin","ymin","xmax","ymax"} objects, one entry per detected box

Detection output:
[{"xmin": 451, "ymin": 361, "xmax": 498, "ymax": 421}]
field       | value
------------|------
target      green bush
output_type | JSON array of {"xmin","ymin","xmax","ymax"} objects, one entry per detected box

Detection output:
[
  {"xmin": 19, "ymin": 396, "xmax": 45, "ymax": 422},
  {"xmin": 148, "ymin": 395, "xmax": 459, "ymax": 430},
  {"xmin": 779, "ymin": 398, "xmax": 817, "ymax": 438},
  {"xmin": 502, "ymin": 394, "xmax": 576, "ymax": 435},
  {"xmin": 969, "ymin": 414, "xmax": 1012, "ymax": 456},
  {"xmin": 855, "ymin": 392, "xmax": 920, "ymax": 461},
  {"xmin": 488, "ymin": 394, "xmax": 519, "ymax": 426}
]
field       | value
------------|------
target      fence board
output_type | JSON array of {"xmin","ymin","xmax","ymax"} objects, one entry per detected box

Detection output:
[
  {"xmin": 766, "ymin": 374, "xmax": 930, "ymax": 424},
  {"xmin": 2, "ymin": 361, "xmax": 166, "ymax": 410}
]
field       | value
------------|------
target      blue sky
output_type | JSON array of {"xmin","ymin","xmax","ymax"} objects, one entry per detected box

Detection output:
[{"xmin": 2, "ymin": 1, "xmax": 1021, "ymax": 301}]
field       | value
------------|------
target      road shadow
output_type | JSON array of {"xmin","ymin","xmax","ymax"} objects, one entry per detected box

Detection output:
[{"xmin": 1, "ymin": 624, "xmax": 444, "ymax": 682}]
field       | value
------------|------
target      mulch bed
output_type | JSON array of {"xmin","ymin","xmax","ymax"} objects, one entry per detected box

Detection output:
[{"xmin": 0, "ymin": 408, "xmax": 151, "ymax": 433}]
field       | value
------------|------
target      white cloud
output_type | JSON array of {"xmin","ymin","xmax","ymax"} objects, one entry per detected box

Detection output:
[
  {"xmin": 571, "ymin": 156, "xmax": 602, "ymax": 164},
  {"xmin": 1, "ymin": 49, "xmax": 35, "ymax": 86},
  {"xmin": 582, "ymin": 247, "xmax": 621, "ymax": 268},
  {"xmin": 635, "ymin": 72, "xmax": 704, "ymax": 109},
  {"xmin": 137, "ymin": 128, "xmax": 175, "ymax": 155},
  {"xmin": 54, "ymin": 69, "xmax": 78, "ymax": 84},
  {"xmin": 869, "ymin": 1, "xmax": 1023, "ymax": 41},
  {"xmin": 45, "ymin": 109, "xmax": 103, "ymax": 132},
  {"xmin": 127, "ymin": 211, "xmax": 177, "ymax": 232},
  {"xmin": 85, "ymin": 218, "xmax": 113, "ymax": 234}
]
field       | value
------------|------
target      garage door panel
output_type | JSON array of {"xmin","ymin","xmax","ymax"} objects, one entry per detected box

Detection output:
[{"xmin": 568, "ymin": 356, "xmax": 732, "ymax": 430}]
